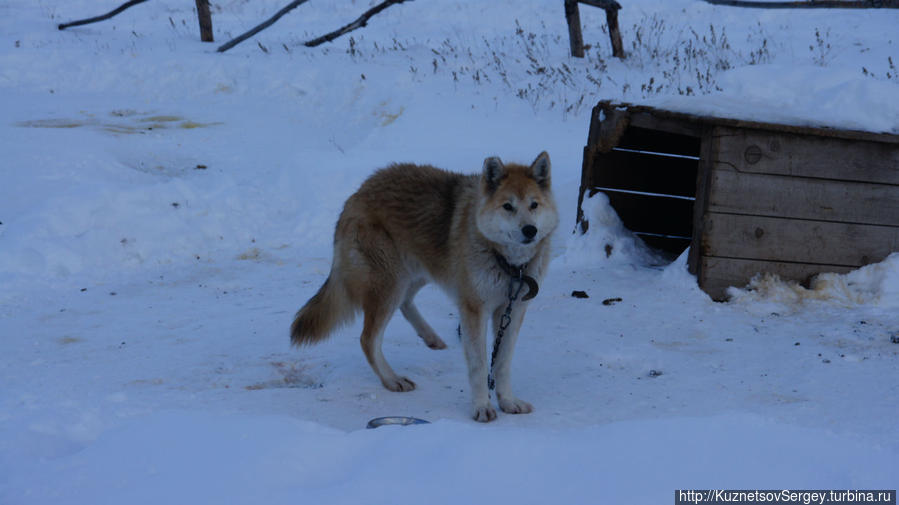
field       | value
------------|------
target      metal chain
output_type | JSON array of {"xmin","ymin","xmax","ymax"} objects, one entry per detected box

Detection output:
[{"xmin": 488, "ymin": 267, "xmax": 526, "ymax": 390}]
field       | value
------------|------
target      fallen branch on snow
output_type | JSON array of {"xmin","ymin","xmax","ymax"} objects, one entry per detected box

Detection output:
[
  {"xmin": 217, "ymin": 0, "xmax": 411, "ymax": 53},
  {"xmin": 58, "ymin": 0, "xmax": 151, "ymax": 31},
  {"xmin": 217, "ymin": 0, "xmax": 311, "ymax": 53},
  {"xmin": 304, "ymin": 0, "xmax": 411, "ymax": 47}
]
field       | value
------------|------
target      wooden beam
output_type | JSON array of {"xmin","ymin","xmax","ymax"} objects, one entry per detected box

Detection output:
[
  {"xmin": 701, "ymin": 213, "xmax": 899, "ymax": 267},
  {"xmin": 564, "ymin": 0, "xmax": 585, "ymax": 58},
  {"xmin": 195, "ymin": 0, "xmax": 213, "ymax": 42},
  {"xmin": 714, "ymin": 126, "xmax": 899, "ymax": 185},
  {"xmin": 579, "ymin": 0, "xmax": 623, "ymax": 8},
  {"xmin": 604, "ymin": 3, "xmax": 625, "ymax": 58},
  {"xmin": 688, "ymin": 126, "xmax": 717, "ymax": 279},
  {"xmin": 708, "ymin": 168, "xmax": 899, "ymax": 226},
  {"xmin": 565, "ymin": 0, "xmax": 625, "ymax": 59}
]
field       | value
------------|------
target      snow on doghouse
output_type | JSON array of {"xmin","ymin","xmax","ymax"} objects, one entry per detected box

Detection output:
[{"xmin": 577, "ymin": 100, "xmax": 899, "ymax": 301}]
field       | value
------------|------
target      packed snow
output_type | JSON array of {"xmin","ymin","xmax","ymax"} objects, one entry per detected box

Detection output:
[{"xmin": 1, "ymin": 0, "xmax": 897, "ymax": 503}]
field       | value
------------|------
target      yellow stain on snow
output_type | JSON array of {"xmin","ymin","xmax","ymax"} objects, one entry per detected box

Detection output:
[
  {"xmin": 375, "ymin": 101, "xmax": 405, "ymax": 127},
  {"xmin": 16, "ymin": 111, "xmax": 222, "ymax": 134}
]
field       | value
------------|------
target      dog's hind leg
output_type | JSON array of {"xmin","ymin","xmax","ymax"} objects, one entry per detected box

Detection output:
[
  {"xmin": 400, "ymin": 279, "xmax": 447, "ymax": 350},
  {"xmin": 346, "ymin": 220, "xmax": 417, "ymax": 392},
  {"xmin": 360, "ymin": 290, "xmax": 417, "ymax": 392}
]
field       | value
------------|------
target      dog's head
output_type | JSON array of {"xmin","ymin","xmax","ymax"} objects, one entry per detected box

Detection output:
[{"xmin": 476, "ymin": 151, "xmax": 559, "ymax": 249}]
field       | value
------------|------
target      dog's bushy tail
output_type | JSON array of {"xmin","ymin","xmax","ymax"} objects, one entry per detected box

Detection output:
[{"xmin": 290, "ymin": 275, "xmax": 355, "ymax": 346}]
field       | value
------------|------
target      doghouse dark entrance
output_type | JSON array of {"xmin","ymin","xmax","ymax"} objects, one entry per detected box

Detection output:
[
  {"xmin": 580, "ymin": 124, "xmax": 701, "ymax": 256},
  {"xmin": 578, "ymin": 105, "xmax": 704, "ymax": 257},
  {"xmin": 578, "ymin": 101, "xmax": 899, "ymax": 301}
]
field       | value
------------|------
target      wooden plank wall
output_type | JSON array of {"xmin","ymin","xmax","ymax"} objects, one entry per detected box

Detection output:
[{"xmin": 697, "ymin": 126, "xmax": 899, "ymax": 300}]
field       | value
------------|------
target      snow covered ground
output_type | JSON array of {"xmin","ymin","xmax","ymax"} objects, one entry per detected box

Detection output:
[{"xmin": 1, "ymin": 0, "xmax": 897, "ymax": 503}]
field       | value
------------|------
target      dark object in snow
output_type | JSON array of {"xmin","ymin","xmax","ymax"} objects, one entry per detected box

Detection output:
[
  {"xmin": 794, "ymin": 342, "xmax": 800, "ymax": 346},
  {"xmin": 80, "ymin": 288, "xmax": 87, "ymax": 292},
  {"xmin": 577, "ymin": 101, "xmax": 899, "ymax": 301},
  {"xmin": 891, "ymin": 333, "xmax": 899, "ymax": 344},
  {"xmin": 571, "ymin": 290, "xmax": 589, "ymax": 298},
  {"xmin": 602, "ymin": 297, "xmax": 622, "ymax": 306},
  {"xmin": 823, "ymin": 359, "xmax": 831, "ymax": 364},
  {"xmin": 366, "ymin": 416, "xmax": 429, "ymax": 429},
  {"xmin": 195, "ymin": 164, "xmax": 207, "ymax": 170},
  {"xmin": 648, "ymin": 369, "xmax": 663, "ymax": 377}
]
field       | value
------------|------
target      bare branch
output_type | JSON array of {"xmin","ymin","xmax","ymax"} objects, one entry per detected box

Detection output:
[
  {"xmin": 217, "ymin": 0, "xmax": 311, "ymax": 53},
  {"xmin": 58, "ymin": 0, "xmax": 151, "ymax": 31},
  {"xmin": 304, "ymin": 0, "xmax": 411, "ymax": 48},
  {"xmin": 702, "ymin": 0, "xmax": 898, "ymax": 8}
]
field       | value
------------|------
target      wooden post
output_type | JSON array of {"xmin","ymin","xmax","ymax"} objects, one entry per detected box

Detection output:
[
  {"xmin": 564, "ymin": 0, "xmax": 585, "ymax": 58},
  {"xmin": 566, "ymin": 0, "xmax": 625, "ymax": 59},
  {"xmin": 604, "ymin": 5, "xmax": 624, "ymax": 58},
  {"xmin": 195, "ymin": 0, "xmax": 213, "ymax": 42}
]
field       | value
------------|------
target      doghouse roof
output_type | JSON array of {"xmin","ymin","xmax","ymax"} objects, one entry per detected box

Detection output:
[{"xmin": 595, "ymin": 100, "xmax": 899, "ymax": 145}]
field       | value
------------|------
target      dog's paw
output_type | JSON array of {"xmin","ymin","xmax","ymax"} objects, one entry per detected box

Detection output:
[
  {"xmin": 472, "ymin": 404, "xmax": 497, "ymax": 423},
  {"xmin": 498, "ymin": 396, "xmax": 533, "ymax": 414},
  {"xmin": 426, "ymin": 339, "xmax": 447, "ymax": 350},
  {"xmin": 419, "ymin": 332, "xmax": 447, "ymax": 350},
  {"xmin": 382, "ymin": 376, "xmax": 416, "ymax": 392}
]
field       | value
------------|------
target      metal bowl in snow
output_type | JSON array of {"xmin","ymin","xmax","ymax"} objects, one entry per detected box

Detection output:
[{"xmin": 366, "ymin": 416, "xmax": 430, "ymax": 429}]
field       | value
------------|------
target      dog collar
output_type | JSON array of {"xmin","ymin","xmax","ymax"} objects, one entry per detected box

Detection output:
[{"xmin": 492, "ymin": 250, "xmax": 539, "ymax": 301}]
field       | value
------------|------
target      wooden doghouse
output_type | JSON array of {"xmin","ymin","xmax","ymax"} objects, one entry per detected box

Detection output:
[{"xmin": 577, "ymin": 101, "xmax": 899, "ymax": 300}]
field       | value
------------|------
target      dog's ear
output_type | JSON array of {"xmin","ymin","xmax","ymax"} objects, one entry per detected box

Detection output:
[
  {"xmin": 482, "ymin": 156, "xmax": 505, "ymax": 193},
  {"xmin": 530, "ymin": 151, "xmax": 551, "ymax": 189}
]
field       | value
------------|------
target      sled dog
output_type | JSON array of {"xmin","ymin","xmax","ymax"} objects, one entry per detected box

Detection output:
[{"xmin": 290, "ymin": 152, "xmax": 559, "ymax": 422}]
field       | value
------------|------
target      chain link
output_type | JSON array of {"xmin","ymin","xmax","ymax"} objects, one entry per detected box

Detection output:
[{"xmin": 488, "ymin": 268, "xmax": 525, "ymax": 390}]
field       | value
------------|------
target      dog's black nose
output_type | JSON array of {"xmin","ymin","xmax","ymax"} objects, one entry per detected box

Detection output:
[{"xmin": 522, "ymin": 225, "xmax": 537, "ymax": 239}]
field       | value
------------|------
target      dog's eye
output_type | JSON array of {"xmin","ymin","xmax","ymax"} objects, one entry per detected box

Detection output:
[
  {"xmin": 502, "ymin": 203, "xmax": 515, "ymax": 212},
  {"xmin": 530, "ymin": 202, "xmax": 539, "ymax": 210}
]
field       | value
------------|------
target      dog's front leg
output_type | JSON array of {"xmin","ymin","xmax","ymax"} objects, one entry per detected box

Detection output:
[
  {"xmin": 460, "ymin": 301, "xmax": 495, "ymax": 422},
  {"xmin": 491, "ymin": 305, "xmax": 533, "ymax": 414}
]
